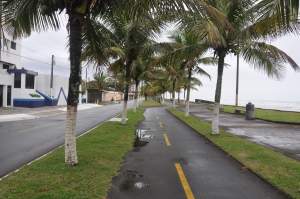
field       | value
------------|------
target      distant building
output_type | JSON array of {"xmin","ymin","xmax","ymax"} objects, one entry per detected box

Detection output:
[
  {"xmin": 87, "ymin": 89, "xmax": 135, "ymax": 104},
  {"xmin": 0, "ymin": 33, "xmax": 68, "ymax": 108}
]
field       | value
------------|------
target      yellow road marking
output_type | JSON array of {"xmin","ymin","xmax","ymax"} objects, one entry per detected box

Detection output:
[
  {"xmin": 175, "ymin": 163, "xmax": 196, "ymax": 199},
  {"xmin": 163, "ymin": 134, "xmax": 171, "ymax": 146}
]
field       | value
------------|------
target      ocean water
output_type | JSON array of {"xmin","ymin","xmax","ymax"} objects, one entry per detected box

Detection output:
[{"xmin": 222, "ymin": 99, "xmax": 300, "ymax": 112}]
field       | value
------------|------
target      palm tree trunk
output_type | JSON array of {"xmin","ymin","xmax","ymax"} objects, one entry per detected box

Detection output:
[
  {"xmin": 65, "ymin": 12, "xmax": 83, "ymax": 166},
  {"xmin": 172, "ymin": 80, "xmax": 176, "ymax": 108},
  {"xmin": 134, "ymin": 80, "xmax": 139, "ymax": 112},
  {"xmin": 185, "ymin": 68, "xmax": 192, "ymax": 116},
  {"xmin": 177, "ymin": 91, "xmax": 180, "ymax": 104},
  {"xmin": 212, "ymin": 50, "xmax": 226, "ymax": 135},
  {"xmin": 161, "ymin": 92, "xmax": 165, "ymax": 104},
  {"xmin": 183, "ymin": 88, "xmax": 186, "ymax": 101},
  {"xmin": 122, "ymin": 62, "xmax": 131, "ymax": 124}
]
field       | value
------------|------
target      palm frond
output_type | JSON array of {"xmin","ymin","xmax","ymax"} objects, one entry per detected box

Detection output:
[{"xmin": 241, "ymin": 41, "xmax": 299, "ymax": 79}]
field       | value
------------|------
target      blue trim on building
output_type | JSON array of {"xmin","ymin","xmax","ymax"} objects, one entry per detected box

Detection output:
[
  {"xmin": 14, "ymin": 87, "xmax": 67, "ymax": 107},
  {"xmin": 14, "ymin": 99, "xmax": 45, "ymax": 108},
  {"xmin": 7, "ymin": 68, "xmax": 38, "ymax": 76}
]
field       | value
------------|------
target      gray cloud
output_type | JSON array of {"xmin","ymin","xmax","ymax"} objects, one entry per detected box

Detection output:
[{"xmin": 20, "ymin": 22, "xmax": 300, "ymax": 104}]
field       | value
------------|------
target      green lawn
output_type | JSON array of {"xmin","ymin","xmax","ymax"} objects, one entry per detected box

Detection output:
[
  {"xmin": 223, "ymin": 105, "xmax": 300, "ymax": 124},
  {"xmin": 142, "ymin": 99, "xmax": 162, "ymax": 108},
  {"xmin": 0, "ymin": 109, "xmax": 144, "ymax": 199},
  {"xmin": 169, "ymin": 109, "xmax": 300, "ymax": 199}
]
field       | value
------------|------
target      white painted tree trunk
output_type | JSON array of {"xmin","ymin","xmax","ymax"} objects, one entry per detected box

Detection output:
[
  {"xmin": 134, "ymin": 98, "xmax": 138, "ymax": 112},
  {"xmin": 172, "ymin": 95, "xmax": 176, "ymax": 108},
  {"xmin": 65, "ymin": 105, "xmax": 78, "ymax": 165},
  {"xmin": 185, "ymin": 79, "xmax": 191, "ymax": 116},
  {"xmin": 212, "ymin": 103, "xmax": 220, "ymax": 134},
  {"xmin": 137, "ymin": 95, "xmax": 140, "ymax": 108},
  {"xmin": 185, "ymin": 101, "xmax": 190, "ymax": 116},
  {"xmin": 122, "ymin": 101, "xmax": 128, "ymax": 124}
]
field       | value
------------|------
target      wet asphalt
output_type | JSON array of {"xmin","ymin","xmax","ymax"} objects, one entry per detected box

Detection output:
[
  {"xmin": 185, "ymin": 103, "xmax": 300, "ymax": 161},
  {"xmin": 0, "ymin": 102, "xmax": 133, "ymax": 177},
  {"xmin": 108, "ymin": 107, "xmax": 287, "ymax": 199}
]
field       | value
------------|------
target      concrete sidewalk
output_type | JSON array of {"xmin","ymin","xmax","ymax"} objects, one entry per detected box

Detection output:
[
  {"xmin": 185, "ymin": 103, "xmax": 300, "ymax": 161},
  {"xmin": 0, "ymin": 104, "xmax": 103, "ymax": 122},
  {"xmin": 108, "ymin": 107, "xmax": 287, "ymax": 199}
]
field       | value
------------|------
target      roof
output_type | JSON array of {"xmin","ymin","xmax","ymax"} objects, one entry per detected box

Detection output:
[{"xmin": 7, "ymin": 68, "xmax": 38, "ymax": 76}]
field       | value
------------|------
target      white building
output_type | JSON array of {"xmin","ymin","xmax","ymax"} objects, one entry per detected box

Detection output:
[
  {"xmin": 0, "ymin": 33, "xmax": 69, "ymax": 108},
  {"xmin": 0, "ymin": 32, "xmax": 21, "ymax": 107}
]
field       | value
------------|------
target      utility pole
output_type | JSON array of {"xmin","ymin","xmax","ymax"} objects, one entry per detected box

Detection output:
[
  {"xmin": 235, "ymin": 53, "xmax": 240, "ymax": 107},
  {"xmin": 50, "ymin": 55, "xmax": 55, "ymax": 98}
]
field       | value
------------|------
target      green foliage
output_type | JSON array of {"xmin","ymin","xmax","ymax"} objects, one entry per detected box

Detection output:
[
  {"xmin": 87, "ymin": 72, "xmax": 109, "ymax": 91},
  {"xmin": 169, "ymin": 109, "xmax": 300, "ymax": 199},
  {"xmin": 29, "ymin": 93, "xmax": 41, "ymax": 98},
  {"xmin": 0, "ymin": 109, "xmax": 145, "ymax": 199}
]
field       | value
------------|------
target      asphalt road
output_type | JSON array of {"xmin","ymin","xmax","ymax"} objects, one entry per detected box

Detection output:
[
  {"xmin": 0, "ymin": 102, "xmax": 133, "ymax": 177},
  {"xmin": 108, "ymin": 107, "xmax": 287, "ymax": 199}
]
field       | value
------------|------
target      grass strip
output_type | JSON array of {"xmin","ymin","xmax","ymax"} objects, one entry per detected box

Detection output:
[
  {"xmin": 223, "ymin": 105, "xmax": 300, "ymax": 124},
  {"xmin": 0, "ymin": 109, "xmax": 144, "ymax": 199},
  {"xmin": 142, "ymin": 99, "xmax": 162, "ymax": 108},
  {"xmin": 169, "ymin": 108, "xmax": 300, "ymax": 199}
]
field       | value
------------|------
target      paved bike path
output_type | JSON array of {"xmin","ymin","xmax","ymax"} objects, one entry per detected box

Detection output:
[{"xmin": 108, "ymin": 107, "xmax": 287, "ymax": 199}]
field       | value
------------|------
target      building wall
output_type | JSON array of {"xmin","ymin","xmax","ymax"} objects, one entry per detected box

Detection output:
[
  {"xmin": 0, "ymin": 69, "xmax": 14, "ymax": 85},
  {"xmin": 0, "ymin": 69, "xmax": 14, "ymax": 107},
  {"xmin": 0, "ymin": 32, "xmax": 22, "ymax": 67},
  {"xmin": 13, "ymin": 73, "xmax": 36, "ymax": 99},
  {"xmin": 36, "ymin": 74, "xmax": 69, "ymax": 105},
  {"xmin": 102, "ymin": 91, "xmax": 123, "ymax": 102}
]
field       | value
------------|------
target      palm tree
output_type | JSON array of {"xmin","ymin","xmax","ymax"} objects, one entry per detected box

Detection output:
[
  {"xmin": 94, "ymin": 72, "xmax": 108, "ymax": 91},
  {"xmin": 166, "ymin": 31, "xmax": 214, "ymax": 116},
  {"xmin": 131, "ymin": 56, "xmax": 153, "ymax": 111},
  {"xmin": 2, "ymin": 0, "xmax": 113, "ymax": 166},
  {"xmin": 82, "ymin": 8, "xmax": 163, "ymax": 124},
  {"xmin": 255, "ymin": 0, "xmax": 299, "ymax": 26},
  {"xmin": 2, "ymin": 0, "xmax": 225, "ymax": 165},
  {"xmin": 181, "ymin": 0, "xmax": 299, "ymax": 134}
]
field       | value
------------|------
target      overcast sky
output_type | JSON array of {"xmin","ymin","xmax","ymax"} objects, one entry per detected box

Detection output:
[{"xmin": 21, "ymin": 23, "xmax": 300, "ymax": 105}]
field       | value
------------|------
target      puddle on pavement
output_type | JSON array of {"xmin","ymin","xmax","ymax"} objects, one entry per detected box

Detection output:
[
  {"xmin": 134, "ymin": 129, "xmax": 153, "ymax": 150},
  {"xmin": 119, "ymin": 170, "xmax": 150, "ymax": 191}
]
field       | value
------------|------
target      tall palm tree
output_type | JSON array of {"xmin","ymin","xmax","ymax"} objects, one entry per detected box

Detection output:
[
  {"xmin": 166, "ymin": 31, "xmax": 214, "ymax": 116},
  {"xmin": 2, "ymin": 0, "xmax": 202, "ymax": 166},
  {"xmin": 1, "ymin": 0, "xmax": 225, "ymax": 165},
  {"xmin": 181, "ymin": 0, "xmax": 299, "ymax": 134},
  {"xmin": 82, "ymin": 8, "xmax": 163, "ymax": 124},
  {"xmin": 2, "ymin": 0, "xmax": 114, "ymax": 166}
]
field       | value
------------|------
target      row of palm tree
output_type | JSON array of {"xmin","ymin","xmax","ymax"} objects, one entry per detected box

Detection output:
[{"xmin": 1, "ymin": 0, "xmax": 299, "ymax": 166}]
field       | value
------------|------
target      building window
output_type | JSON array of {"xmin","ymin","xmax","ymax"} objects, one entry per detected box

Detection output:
[
  {"xmin": 14, "ymin": 73, "xmax": 21, "ymax": 88},
  {"xmin": 3, "ymin": 64, "xmax": 9, "ymax": 70},
  {"xmin": 25, "ymin": 74, "xmax": 35, "ymax": 89},
  {"xmin": 11, "ymin": 41, "xmax": 16, "ymax": 50}
]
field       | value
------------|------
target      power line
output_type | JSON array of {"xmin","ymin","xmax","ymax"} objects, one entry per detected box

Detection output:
[{"xmin": 0, "ymin": 49, "xmax": 69, "ymax": 69}]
